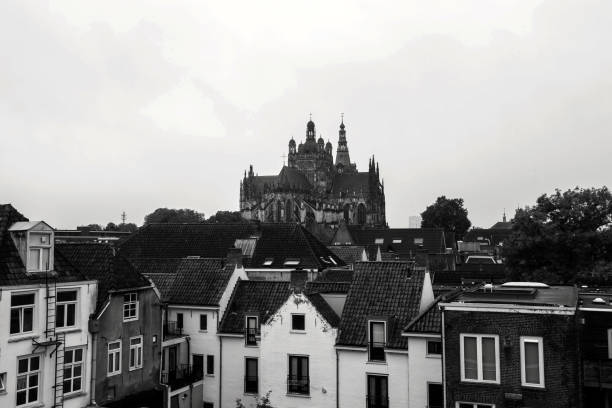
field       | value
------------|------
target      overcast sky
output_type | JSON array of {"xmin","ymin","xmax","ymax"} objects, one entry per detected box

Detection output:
[{"xmin": 1, "ymin": 0, "xmax": 611, "ymax": 229}]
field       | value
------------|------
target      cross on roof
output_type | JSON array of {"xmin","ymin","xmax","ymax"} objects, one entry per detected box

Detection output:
[{"xmin": 309, "ymin": 113, "xmax": 312, "ymax": 121}]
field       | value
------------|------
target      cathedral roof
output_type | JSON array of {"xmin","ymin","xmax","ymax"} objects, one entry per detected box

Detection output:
[
  {"xmin": 278, "ymin": 166, "xmax": 312, "ymax": 191},
  {"xmin": 331, "ymin": 172, "xmax": 370, "ymax": 196}
]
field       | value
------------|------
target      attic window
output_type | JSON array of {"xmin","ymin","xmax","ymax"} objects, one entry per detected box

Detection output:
[
  {"xmin": 28, "ymin": 232, "xmax": 53, "ymax": 272},
  {"xmin": 263, "ymin": 258, "xmax": 274, "ymax": 266},
  {"xmin": 284, "ymin": 259, "xmax": 300, "ymax": 266},
  {"xmin": 329, "ymin": 257, "xmax": 338, "ymax": 266},
  {"xmin": 414, "ymin": 238, "xmax": 424, "ymax": 245},
  {"xmin": 374, "ymin": 238, "xmax": 384, "ymax": 244},
  {"xmin": 392, "ymin": 239, "xmax": 402, "ymax": 244}
]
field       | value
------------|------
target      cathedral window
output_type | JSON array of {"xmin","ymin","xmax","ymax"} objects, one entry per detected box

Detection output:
[
  {"xmin": 343, "ymin": 205, "xmax": 350, "ymax": 223},
  {"xmin": 357, "ymin": 203, "xmax": 366, "ymax": 225}
]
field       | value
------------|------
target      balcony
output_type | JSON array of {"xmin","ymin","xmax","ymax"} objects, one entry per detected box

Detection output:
[
  {"xmin": 244, "ymin": 375, "xmax": 258, "ymax": 394},
  {"xmin": 584, "ymin": 360, "xmax": 612, "ymax": 388},
  {"xmin": 287, "ymin": 375, "xmax": 309, "ymax": 395},
  {"xmin": 163, "ymin": 321, "xmax": 184, "ymax": 339},
  {"xmin": 245, "ymin": 328, "xmax": 259, "ymax": 346},
  {"xmin": 161, "ymin": 364, "xmax": 203, "ymax": 390},
  {"xmin": 368, "ymin": 341, "xmax": 386, "ymax": 362},
  {"xmin": 366, "ymin": 395, "xmax": 389, "ymax": 408}
]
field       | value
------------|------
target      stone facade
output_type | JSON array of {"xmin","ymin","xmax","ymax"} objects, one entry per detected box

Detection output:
[{"xmin": 240, "ymin": 118, "xmax": 386, "ymax": 230}]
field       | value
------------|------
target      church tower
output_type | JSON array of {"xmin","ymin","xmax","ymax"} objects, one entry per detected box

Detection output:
[{"xmin": 335, "ymin": 115, "xmax": 356, "ymax": 173}]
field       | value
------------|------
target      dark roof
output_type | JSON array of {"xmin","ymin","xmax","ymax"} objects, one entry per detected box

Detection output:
[
  {"xmin": 347, "ymin": 227, "xmax": 447, "ymax": 257},
  {"xmin": 118, "ymin": 223, "xmax": 343, "ymax": 270},
  {"xmin": 145, "ymin": 258, "xmax": 232, "ymax": 306},
  {"xmin": 328, "ymin": 245, "xmax": 365, "ymax": 265},
  {"xmin": 219, "ymin": 280, "xmax": 292, "ymax": 333},
  {"xmin": 454, "ymin": 284, "xmax": 577, "ymax": 308},
  {"xmin": 316, "ymin": 268, "xmax": 354, "ymax": 283},
  {"xmin": 278, "ymin": 166, "xmax": 313, "ymax": 191},
  {"xmin": 337, "ymin": 262, "xmax": 425, "ymax": 349},
  {"xmin": 490, "ymin": 221, "xmax": 513, "ymax": 230},
  {"xmin": 463, "ymin": 228, "xmax": 513, "ymax": 247},
  {"xmin": 249, "ymin": 175, "xmax": 280, "ymax": 196},
  {"xmin": 56, "ymin": 243, "xmax": 150, "ymax": 314},
  {"xmin": 404, "ymin": 297, "xmax": 442, "ymax": 335},
  {"xmin": 331, "ymin": 172, "xmax": 370, "ymax": 196},
  {"xmin": 579, "ymin": 289, "xmax": 612, "ymax": 311},
  {"xmin": 306, "ymin": 293, "xmax": 341, "ymax": 327},
  {"xmin": 433, "ymin": 265, "xmax": 507, "ymax": 286},
  {"xmin": 0, "ymin": 204, "xmax": 87, "ymax": 286},
  {"xmin": 306, "ymin": 280, "xmax": 352, "ymax": 294}
]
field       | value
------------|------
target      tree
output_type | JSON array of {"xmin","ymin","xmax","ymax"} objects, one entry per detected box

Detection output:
[
  {"xmin": 236, "ymin": 391, "xmax": 274, "ymax": 408},
  {"xmin": 143, "ymin": 208, "xmax": 205, "ymax": 225},
  {"xmin": 105, "ymin": 222, "xmax": 118, "ymax": 231},
  {"xmin": 206, "ymin": 211, "xmax": 249, "ymax": 223},
  {"xmin": 77, "ymin": 224, "xmax": 102, "ymax": 231},
  {"xmin": 117, "ymin": 223, "xmax": 138, "ymax": 232},
  {"xmin": 504, "ymin": 187, "xmax": 612, "ymax": 284},
  {"xmin": 421, "ymin": 196, "xmax": 471, "ymax": 240}
]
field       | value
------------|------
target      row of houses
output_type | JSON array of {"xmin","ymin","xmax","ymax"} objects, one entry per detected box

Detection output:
[{"xmin": 1, "ymin": 203, "xmax": 610, "ymax": 408}]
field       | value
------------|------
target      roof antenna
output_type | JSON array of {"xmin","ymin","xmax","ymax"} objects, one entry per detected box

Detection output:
[{"xmin": 121, "ymin": 211, "xmax": 127, "ymax": 225}]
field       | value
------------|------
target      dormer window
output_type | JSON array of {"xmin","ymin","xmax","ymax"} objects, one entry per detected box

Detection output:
[
  {"xmin": 28, "ymin": 232, "xmax": 53, "ymax": 272},
  {"xmin": 414, "ymin": 237, "xmax": 424, "ymax": 245},
  {"xmin": 368, "ymin": 320, "xmax": 386, "ymax": 362},
  {"xmin": 245, "ymin": 316, "xmax": 258, "ymax": 346}
]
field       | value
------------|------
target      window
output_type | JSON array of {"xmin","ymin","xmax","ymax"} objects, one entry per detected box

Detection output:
[
  {"xmin": 176, "ymin": 313, "xmax": 184, "ymax": 330},
  {"xmin": 283, "ymin": 259, "xmax": 300, "ymax": 266},
  {"xmin": 288, "ymin": 355, "xmax": 309, "ymax": 395},
  {"xmin": 107, "ymin": 340, "xmax": 121, "ymax": 376},
  {"xmin": 520, "ymin": 336, "xmax": 544, "ymax": 387},
  {"xmin": 291, "ymin": 314, "xmax": 305, "ymax": 331},
  {"xmin": 366, "ymin": 374, "xmax": 388, "ymax": 408},
  {"xmin": 414, "ymin": 237, "xmax": 424, "ymax": 245},
  {"xmin": 357, "ymin": 203, "xmax": 366, "ymax": 225},
  {"xmin": 369, "ymin": 321, "xmax": 386, "ymax": 362},
  {"xmin": 457, "ymin": 404, "xmax": 495, "ymax": 408},
  {"xmin": 200, "ymin": 314, "xmax": 208, "ymax": 331},
  {"xmin": 206, "ymin": 355, "xmax": 214, "ymax": 376},
  {"xmin": 123, "ymin": 293, "xmax": 138, "ymax": 322},
  {"xmin": 428, "ymin": 383, "xmax": 443, "ymax": 408},
  {"xmin": 460, "ymin": 334, "xmax": 499, "ymax": 383},
  {"xmin": 262, "ymin": 258, "xmax": 274, "ymax": 266},
  {"xmin": 245, "ymin": 316, "xmax": 258, "ymax": 346},
  {"xmin": 245, "ymin": 358, "xmax": 258, "ymax": 394},
  {"xmin": 0, "ymin": 372, "xmax": 5, "ymax": 392},
  {"xmin": 427, "ymin": 339, "xmax": 442, "ymax": 356},
  {"xmin": 16, "ymin": 355, "xmax": 40, "ymax": 406},
  {"xmin": 27, "ymin": 232, "xmax": 52, "ymax": 272},
  {"xmin": 63, "ymin": 348, "xmax": 84, "ymax": 394},
  {"xmin": 203, "ymin": 403, "xmax": 214, "ymax": 408},
  {"xmin": 392, "ymin": 238, "xmax": 402, "ymax": 244},
  {"xmin": 10, "ymin": 293, "xmax": 35, "ymax": 335},
  {"xmin": 193, "ymin": 354, "xmax": 204, "ymax": 380},
  {"xmin": 57, "ymin": 290, "xmax": 78, "ymax": 329},
  {"xmin": 374, "ymin": 238, "xmax": 384, "ymax": 244},
  {"xmin": 129, "ymin": 336, "xmax": 143, "ymax": 370}
]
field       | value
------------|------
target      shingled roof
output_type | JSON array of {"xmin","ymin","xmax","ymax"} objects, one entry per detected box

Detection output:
[
  {"xmin": 219, "ymin": 280, "xmax": 292, "ymax": 334},
  {"xmin": 328, "ymin": 245, "xmax": 366, "ymax": 265},
  {"xmin": 347, "ymin": 227, "xmax": 448, "ymax": 256},
  {"xmin": 337, "ymin": 261, "xmax": 425, "ymax": 349},
  {"xmin": 145, "ymin": 258, "xmax": 234, "ymax": 306},
  {"xmin": 56, "ymin": 243, "xmax": 150, "ymax": 315},
  {"xmin": 0, "ymin": 204, "xmax": 86, "ymax": 286},
  {"xmin": 330, "ymin": 172, "xmax": 370, "ymax": 196},
  {"xmin": 277, "ymin": 166, "xmax": 313, "ymax": 191}
]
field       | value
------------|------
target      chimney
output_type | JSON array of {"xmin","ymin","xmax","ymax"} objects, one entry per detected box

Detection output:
[
  {"xmin": 290, "ymin": 269, "xmax": 308, "ymax": 293},
  {"xmin": 226, "ymin": 247, "xmax": 243, "ymax": 268}
]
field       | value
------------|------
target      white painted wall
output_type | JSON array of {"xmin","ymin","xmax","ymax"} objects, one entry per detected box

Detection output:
[
  {"xmin": 0, "ymin": 281, "xmax": 97, "ymax": 408},
  {"xmin": 220, "ymin": 336, "xmax": 261, "ymax": 408},
  {"xmin": 407, "ymin": 336, "xmax": 443, "ymax": 408},
  {"xmin": 259, "ymin": 293, "xmax": 337, "ymax": 408},
  {"xmin": 337, "ymin": 349, "xmax": 409, "ymax": 408}
]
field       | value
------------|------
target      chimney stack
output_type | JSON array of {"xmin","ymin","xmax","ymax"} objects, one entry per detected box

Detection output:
[{"xmin": 290, "ymin": 269, "xmax": 308, "ymax": 293}]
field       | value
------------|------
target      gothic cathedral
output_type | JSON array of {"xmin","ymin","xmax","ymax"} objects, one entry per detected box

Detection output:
[{"xmin": 240, "ymin": 117, "xmax": 386, "ymax": 231}]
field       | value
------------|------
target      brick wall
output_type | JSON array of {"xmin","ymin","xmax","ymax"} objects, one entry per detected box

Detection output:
[{"xmin": 443, "ymin": 310, "xmax": 579, "ymax": 408}]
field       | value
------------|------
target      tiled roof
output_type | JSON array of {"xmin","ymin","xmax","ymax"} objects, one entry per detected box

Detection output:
[
  {"xmin": 219, "ymin": 280, "xmax": 292, "ymax": 334},
  {"xmin": 337, "ymin": 262, "xmax": 425, "ymax": 349},
  {"xmin": 330, "ymin": 172, "xmax": 370, "ymax": 196},
  {"xmin": 316, "ymin": 268, "xmax": 354, "ymax": 283},
  {"xmin": 249, "ymin": 175, "xmax": 280, "ymax": 195},
  {"xmin": 347, "ymin": 227, "xmax": 447, "ymax": 257},
  {"xmin": 56, "ymin": 243, "xmax": 150, "ymax": 314},
  {"xmin": 0, "ymin": 204, "xmax": 87, "ymax": 286},
  {"xmin": 278, "ymin": 166, "xmax": 312, "ymax": 191},
  {"xmin": 403, "ymin": 297, "xmax": 442, "ymax": 335},
  {"xmin": 306, "ymin": 293, "xmax": 340, "ymax": 327},
  {"xmin": 328, "ymin": 245, "xmax": 365, "ymax": 265},
  {"xmin": 145, "ymin": 258, "xmax": 232, "ymax": 306},
  {"xmin": 118, "ymin": 223, "xmax": 343, "ymax": 270},
  {"xmin": 306, "ymin": 280, "xmax": 352, "ymax": 294}
]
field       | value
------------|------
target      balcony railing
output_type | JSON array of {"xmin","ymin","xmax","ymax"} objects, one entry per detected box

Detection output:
[
  {"xmin": 163, "ymin": 321, "xmax": 184, "ymax": 338},
  {"xmin": 584, "ymin": 360, "xmax": 612, "ymax": 387},
  {"xmin": 244, "ymin": 375, "xmax": 258, "ymax": 394},
  {"xmin": 366, "ymin": 395, "xmax": 389, "ymax": 408},
  {"xmin": 368, "ymin": 341, "xmax": 386, "ymax": 362},
  {"xmin": 287, "ymin": 375, "xmax": 309, "ymax": 395},
  {"xmin": 245, "ymin": 328, "xmax": 259, "ymax": 346},
  {"xmin": 161, "ymin": 364, "xmax": 203, "ymax": 390}
]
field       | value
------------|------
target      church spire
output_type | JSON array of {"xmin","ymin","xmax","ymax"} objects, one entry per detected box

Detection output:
[{"xmin": 335, "ymin": 113, "xmax": 354, "ymax": 172}]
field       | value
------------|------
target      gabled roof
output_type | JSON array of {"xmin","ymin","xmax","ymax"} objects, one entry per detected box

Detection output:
[
  {"xmin": 278, "ymin": 166, "xmax": 312, "ymax": 191},
  {"xmin": 248, "ymin": 175, "xmax": 280, "ymax": 195},
  {"xmin": 337, "ymin": 261, "xmax": 425, "ymax": 349},
  {"xmin": 145, "ymin": 258, "xmax": 233, "ymax": 306},
  {"xmin": 56, "ymin": 243, "xmax": 150, "ymax": 315},
  {"xmin": 328, "ymin": 245, "xmax": 366, "ymax": 265},
  {"xmin": 219, "ymin": 280, "xmax": 292, "ymax": 334},
  {"xmin": 0, "ymin": 204, "xmax": 87, "ymax": 286},
  {"xmin": 403, "ymin": 297, "xmax": 442, "ymax": 335},
  {"xmin": 347, "ymin": 227, "xmax": 447, "ymax": 257},
  {"xmin": 331, "ymin": 172, "xmax": 370, "ymax": 196}
]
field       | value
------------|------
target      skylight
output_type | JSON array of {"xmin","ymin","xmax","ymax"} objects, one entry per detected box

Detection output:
[
  {"xmin": 283, "ymin": 259, "xmax": 300, "ymax": 266},
  {"xmin": 263, "ymin": 258, "xmax": 274, "ymax": 266},
  {"xmin": 392, "ymin": 239, "xmax": 402, "ymax": 244},
  {"xmin": 374, "ymin": 238, "xmax": 384, "ymax": 244},
  {"xmin": 414, "ymin": 238, "xmax": 424, "ymax": 245}
]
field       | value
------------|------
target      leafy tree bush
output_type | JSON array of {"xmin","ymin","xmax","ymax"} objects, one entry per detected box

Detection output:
[
  {"xmin": 421, "ymin": 196, "xmax": 471, "ymax": 240},
  {"xmin": 143, "ymin": 208, "xmax": 205, "ymax": 225},
  {"xmin": 236, "ymin": 391, "xmax": 274, "ymax": 408}
]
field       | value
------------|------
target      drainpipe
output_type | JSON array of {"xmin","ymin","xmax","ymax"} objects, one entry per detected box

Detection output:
[
  {"xmin": 336, "ymin": 348, "xmax": 339, "ymax": 408},
  {"xmin": 441, "ymin": 307, "xmax": 447, "ymax": 408},
  {"xmin": 218, "ymin": 310, "xmax": 222, "ymax": 408},
  {"xmin": 89, "ymin": 330, "xmax": 97, "ymax": 406}
]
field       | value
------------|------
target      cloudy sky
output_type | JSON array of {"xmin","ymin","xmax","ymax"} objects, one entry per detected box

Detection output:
[{"xmin": 1, "ymin": 0, "xmax": 611, "ymax": 229}]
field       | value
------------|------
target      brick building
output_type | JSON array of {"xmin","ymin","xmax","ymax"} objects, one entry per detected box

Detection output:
[{"xmin": 440, "ymin": 282, "xmax": 579, "ymax": 408}]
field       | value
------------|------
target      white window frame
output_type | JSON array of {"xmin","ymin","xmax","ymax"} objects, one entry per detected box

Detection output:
[
  {"xmin": 520, "ymin": 336, "xmax": 545, "ymax": 388},
  {"xmin": 63, "ymin": 347, "xmax": 84, "ymax": 395},
  {"xmin": 456, "ymin": 403, "xmax": 496, "ymax": 408},
  {"xmin": 16, "ymin": 355, "xmax": 41, "ymax": 407},
  {"xmin": 0, "ymin": 372, "xmax": 6, "ymax": 392},
  {"xmin": 56, "ymin": 289, "xmax": 78, "ymax": 330},
  {"xmin": 460, "ymin": 334, "xmax": 500, "ymax": 384},
  {"xmin": 123, "ymin": 293, "xmax": 139, "ymax": 322},
  {"xmin": 129, "ymin": 336, "xmax": 143, "ymax": 371},
  {"xmin": 26, "ymin": 231, "xmax": 53, "ymax": 272},
  {"xmin": 10, "ymin": 292, "xmax": 36, "ymax": 336},
  {"xmin": 107, "ymin": 340, "xmax": 122, "ymax": 376}
]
